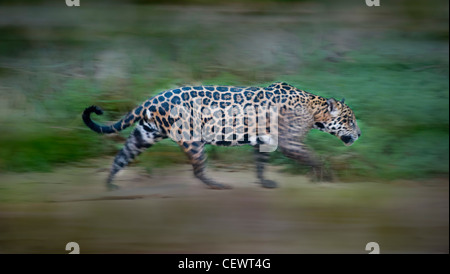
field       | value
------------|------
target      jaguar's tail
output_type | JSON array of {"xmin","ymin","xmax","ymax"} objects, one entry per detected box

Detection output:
[{"xmin": 82, "ymin": 105, "xmax": 142, "ymax": 134}]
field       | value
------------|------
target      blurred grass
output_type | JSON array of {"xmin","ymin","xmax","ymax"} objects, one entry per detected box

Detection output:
[{"xmin": 0, "ymin": 0, "xmax": 448, "ymax": 181}]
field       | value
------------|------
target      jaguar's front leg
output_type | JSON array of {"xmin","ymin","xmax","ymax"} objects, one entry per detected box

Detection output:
[
  {"xmin": 180, "ymin": 141, "xmax": 231, "ymax": 189},
  {"xmin": 254, "ymin": 146, "xmax": 278, "ymax": 188},
  {"xmin": 278, "ymin": 110, "xmax": 334, "ymax": 182},
  {"xmin": 279, "ymin": 141, "xmax": 334, "ymax": 182}
]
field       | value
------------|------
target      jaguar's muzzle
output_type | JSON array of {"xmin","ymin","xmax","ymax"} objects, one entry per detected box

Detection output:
[{"xmin": 341, "ymin": 135, "xmax": 354, "ymax": 146}]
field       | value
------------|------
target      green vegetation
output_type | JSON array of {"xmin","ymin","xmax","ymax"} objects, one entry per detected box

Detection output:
[{"xmin": 0, "ymin": 0, "xmax": 448, "ymax": 181}]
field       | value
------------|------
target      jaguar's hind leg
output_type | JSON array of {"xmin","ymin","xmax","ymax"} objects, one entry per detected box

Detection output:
[
  {"xmin": 106, "ymin": 120, "xmax": 163, "ymax": 190},
  {"xmin": 179, "ymin": 141, "xmax": 231, "ymax": 189}
]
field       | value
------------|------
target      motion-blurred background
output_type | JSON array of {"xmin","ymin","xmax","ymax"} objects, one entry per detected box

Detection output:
[{"xmin": 0, "ymin": 0, "xmax": 448, "ymax": 253}]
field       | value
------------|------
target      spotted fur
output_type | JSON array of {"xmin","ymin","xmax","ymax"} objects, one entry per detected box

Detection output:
[{"xmin": 83, "ymin": 82, "xmax": 361, "ymax": 190}]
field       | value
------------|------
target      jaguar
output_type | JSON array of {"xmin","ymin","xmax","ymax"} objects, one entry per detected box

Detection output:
[{"xmin": 82, "ymin": 82, "xmax": 361, "ymax": 190}]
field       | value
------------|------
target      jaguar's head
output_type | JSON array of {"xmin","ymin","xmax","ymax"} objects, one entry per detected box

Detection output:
[{"xmin": 313, "ymin": 98, "xmax": 361, "ymax": 146}]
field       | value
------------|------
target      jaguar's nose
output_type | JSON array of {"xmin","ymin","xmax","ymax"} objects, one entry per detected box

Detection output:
[{"xmin": 341, "ymin": 135, "xmax": 353, "ymax": 144}]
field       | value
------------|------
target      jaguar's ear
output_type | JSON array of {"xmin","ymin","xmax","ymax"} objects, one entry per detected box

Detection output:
[
  {"xmin": 327, "ymin": 98, "xmax": 339, "ymax": 117},
  {"xmin": 340, "ymin": 98, "xmax": 345, "ymax": 104}
]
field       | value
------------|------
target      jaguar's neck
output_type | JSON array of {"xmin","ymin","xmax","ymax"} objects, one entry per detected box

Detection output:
[{"xmin": 305, "ymin": 93, "xmax": 328, "ymax": 122}]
